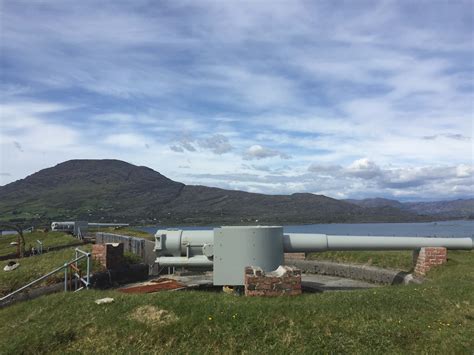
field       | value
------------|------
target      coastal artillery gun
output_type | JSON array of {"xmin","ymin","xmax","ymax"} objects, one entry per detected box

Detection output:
[{"xmin": 154, "ymin": 226, "xmax": 473, "ymax": 285}]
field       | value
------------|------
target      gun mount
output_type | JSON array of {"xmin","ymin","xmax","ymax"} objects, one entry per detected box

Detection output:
[{"xmin": 154, "ymin": 226, "xmax": 473, "ymax": 286}]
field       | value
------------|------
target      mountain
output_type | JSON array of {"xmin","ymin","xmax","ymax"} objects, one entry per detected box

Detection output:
[
  {"xmin": 0, "ymin": 159, "xmax": 427, "ymax": 225},
  {"xmin": 345, "ymin": 198, "xmax": 474, "ymax": 219},
  {"xmin": 344, "ymin": 198, "xmax": 405, "ymax": 210},
  {"xmin": 0, "ymin": 160, "xmax": 184, "ymax": 223},
  {"xmin": 404, "ymin": 200, "xmax": 474, "ymax": 219}
]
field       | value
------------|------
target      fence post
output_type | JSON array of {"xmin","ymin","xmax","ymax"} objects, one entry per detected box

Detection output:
[{"xmin": 64, "ymin": 263, "xmax": 68, "ymax": 292}]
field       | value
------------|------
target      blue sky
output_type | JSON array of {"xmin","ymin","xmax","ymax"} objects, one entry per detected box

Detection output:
[{"xmin": 0, "ymin": 0, "xmax": 472, "ymax": 201}]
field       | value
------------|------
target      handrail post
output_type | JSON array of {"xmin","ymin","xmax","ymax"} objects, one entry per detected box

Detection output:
[
  {"xmin": 64, "ymin": 263, "xmax": 68, "ymax": 292},
  {"xmin": 74, "ymin": 248, "xmax": 79, "ymax": 276},
  {"xmin": 86, "ymin": 253, "xmax": 91, "ymax": 288},
  {"xmin": 36, "ymin": 240, "xmax": 43, "ymax": 254}
]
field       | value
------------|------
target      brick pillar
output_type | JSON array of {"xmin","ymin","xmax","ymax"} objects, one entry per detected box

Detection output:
[
  {"xmin": 244, "ymin": 265, "xmax": 302, "ymax": 296},
  {"xmin": 414, "ymin": 247, "xmax": 447, "ymax": 277},
  {"xmin": 92, "ymin": 243, "xmax": 124, "ymax": 270}
]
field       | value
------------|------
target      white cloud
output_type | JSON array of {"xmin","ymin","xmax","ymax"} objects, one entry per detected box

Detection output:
[
  {"xmin": 199, "ymin": 134, "xmax": 233, "ymax": 154},
  {"xmin": 170, "ymin": 145, "xmax": 184, "ymax": 153},
  {"xmin": 456, "ymin": 165, "xmax": 473, "ymax": 178},
  {"xmin": 0, "ymin": 1, "xmax": 472, "ymax": 201},
  {"xmin": 169, "ymin": 136, "xmax": 196, "ymax": 153},
  {"xmin": 243, "ymin": 145, "xmax": 291, "ymax": 160},
  {"xmin": 103, "ymin": 133, "xmax": 151, "ymax": 148},
  {"xmin": 347, "ymin": 158, "xmax": 382, "ymax": 179}
]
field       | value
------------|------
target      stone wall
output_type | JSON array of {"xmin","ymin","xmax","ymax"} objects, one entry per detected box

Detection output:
[
  {"xmin": 290, "ymin": 259, "xmax": 412, "ymax": 284},
  {"xmin": 244, "ymin": 265, "xmax": 302, "ymax": 296},
  {"xmin": 92, "ymin": 243, "xmax": 124, "ymax": 270},
  {"xmin": 95, "ymin": 232, "xmax": 158, "ymax": 274},
  {"xmin": 414, "ymin": 247, "xmax": 447, "ymax": 277}
]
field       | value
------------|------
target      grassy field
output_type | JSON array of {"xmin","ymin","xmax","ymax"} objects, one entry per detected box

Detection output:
[
  {"xmin": 0, "ymin": 250, "xmax": 472, "ymax": 353},
  {"xmin": 308, "ymin": 250, "xmax": 414, "ymax": 270},
  {"xmin": 0, "ymin": 245, "xmax": 94, "ymax": 296},
  {"xmin": 0, "ymin": 231, "xmax": 80, "ymax": 257},
  {"xmin": 93, "ymin": 226, "xmax": 154, "ymax": 240},
  {"xmin": 0, "ymin": 246, "xmax": 141, "ymax": 297}
]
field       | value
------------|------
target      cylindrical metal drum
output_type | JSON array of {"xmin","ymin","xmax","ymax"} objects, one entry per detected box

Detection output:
[{"xmin": 213, "ymin": 226, "xmax": 284, "ymax": 285}]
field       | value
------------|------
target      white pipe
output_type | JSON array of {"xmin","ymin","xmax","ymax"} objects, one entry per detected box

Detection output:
[
  {"xmin": 88, "ymin": 223, "xmax": 130, "ymax": 227},
  {"xmin": 155, "ymin": 256, "xmax": 213, "ymax": 268},
  {"xmin": 283, "ymin": 233, "xmax": 328, "ymax": 252},
  {"xmin": 284, "ymin": 234, "xmax": 473, "ymax": 252},
  {"xmin": 328, "ymin": 235, "xmax": 473, "ymax": 250}
]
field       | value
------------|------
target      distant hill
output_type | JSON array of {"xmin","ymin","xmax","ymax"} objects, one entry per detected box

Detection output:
[
  {"xmin": 345, "ymin": 198, "xmax": 474, "ymax": 220},
  {"xmin": 0, "ymin": 159, "xmax": 424, "ymax": 225},
  {"xmin": 404, "ymin": 199, "xmax": 474, "ymax": 219},
  {"xmin": 345, "ymin": 198, "xmax": 405, "ymax": 210},
  {"xmin": 0, "ymin": 160, "xmax": 184, "ymax": 223}
]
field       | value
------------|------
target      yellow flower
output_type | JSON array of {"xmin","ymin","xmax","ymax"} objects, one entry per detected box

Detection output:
[{"xmin": 208, "ymin": 316, "xmax": 213, "ymax": 321}]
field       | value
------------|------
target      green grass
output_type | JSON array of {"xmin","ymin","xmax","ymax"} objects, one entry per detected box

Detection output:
[
  {"xmin": 0, "ymin": 245, "xmax": 94, "ymax": 296},
  {"xmin": 92, "ymin": 226, "xmax": 154, "ymax": 240},
  {"xmin": 0, "ymin": 231, "xmax": 80, "ymax": 257},
  {"xmin": 0, "ymin": 246, "xmax": 141, "ymax": 297},
  {"xmin": 0, "ymin": 250, "xmax": 473, "ymax": 354},
  {"xmin": 307, "ymin": 250, "xmax": 414, "ymax": 271}
]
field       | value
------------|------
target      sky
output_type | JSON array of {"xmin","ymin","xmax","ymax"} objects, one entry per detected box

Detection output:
[{"xmin": 0, "ymin": 0, "xmax": 473, "ymax": 201}]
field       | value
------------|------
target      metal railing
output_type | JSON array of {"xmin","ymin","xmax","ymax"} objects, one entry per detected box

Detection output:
[
  {"xmin": 76, "ymin": 227, "xmax": 84, "ymax": 241},
  {"xmin": 0, "ymin": 248, "xmax": 92, "ymax": 302},
  {"xmin": 36, "ymin": 240, "xmax": 43, "ymax": 255},
  {"xmin": 67, "ymin": 248, "xmax": 91, "ymax": 292}
]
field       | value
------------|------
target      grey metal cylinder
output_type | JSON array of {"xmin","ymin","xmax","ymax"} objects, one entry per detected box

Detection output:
[
  {"xmin": 327, "ymin": 235, "xmax": 473, "ymax": 250},
  {"xmin": 213, "ymin": 226, "xmax": 284, "ymax": 285},
  {"xmin": 284, "ymin": 233, "xmax": 474, "ymax": 252},
  {"xmin": 155, "ymin": 229, "xmax": 213, "ymax": 257},
  {"xmin": 283, "ymin": 233, "xmax": 328, "ymax": 252},
  {"xmin": 155, "ymin": 256, "xmax": 213, "ymax": 268}
]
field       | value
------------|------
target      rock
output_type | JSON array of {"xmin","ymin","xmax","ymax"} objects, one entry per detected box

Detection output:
[
  {"xmin": 94, "ymin": 297, "xmax": 114, "ymax": 304},
  {"xmin": 3, "ymin": 261, "xmax": 19, "ymax": 271}
]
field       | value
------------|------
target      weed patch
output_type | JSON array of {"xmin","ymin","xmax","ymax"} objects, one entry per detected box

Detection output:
[{"xmin": 129, "ymin": 305, "xmax": 179, "ymax": 326}]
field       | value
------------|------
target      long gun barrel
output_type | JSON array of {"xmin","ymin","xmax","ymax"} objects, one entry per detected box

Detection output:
[{"xmin": 283, "ymin": 233, "xmax": 473, "ymax": 252}]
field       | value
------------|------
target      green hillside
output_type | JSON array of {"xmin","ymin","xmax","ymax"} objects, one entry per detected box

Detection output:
[{"xmin": 0, "ymin": 159, "xmax": 426, "ymax": 225}]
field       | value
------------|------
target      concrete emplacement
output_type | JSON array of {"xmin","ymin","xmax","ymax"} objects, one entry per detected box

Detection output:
[{"xmin": 154, "ymin": 226, "xmax": 473, "ymax": 286}]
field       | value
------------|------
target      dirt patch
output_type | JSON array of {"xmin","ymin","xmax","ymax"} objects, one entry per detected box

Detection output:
[
  {"xmin": 119, "ymin": 278, "xmax": 185, "ymax": 293},
  {"xmin": 129, "ymin": 306, "xmax": 178, "ymax": 326}
]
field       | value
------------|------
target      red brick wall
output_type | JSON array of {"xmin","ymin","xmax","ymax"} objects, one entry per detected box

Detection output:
[
  {"xmin": 414, "ymin": 247, "xmax": 447, "ymax": 277},
  {"xmin": 92, "ymin": 243, "xmax": 124, "ymax": 270},
  {"xmin": 244, "ymin": 265, "xmax": 302, "ymax": 296}
]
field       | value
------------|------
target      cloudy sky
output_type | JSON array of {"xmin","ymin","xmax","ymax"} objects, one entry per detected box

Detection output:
[{"xmin": 0, "ymin": 0, "xmax": 472, "ymax": 201}]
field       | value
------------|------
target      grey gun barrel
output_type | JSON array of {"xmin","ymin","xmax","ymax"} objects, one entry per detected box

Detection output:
[{"xmin": 283, "ymin": 233, "xmax": 474, "ymax": 252}]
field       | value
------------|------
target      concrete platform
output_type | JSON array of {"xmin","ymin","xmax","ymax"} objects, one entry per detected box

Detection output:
[
  {"xmin": 301, "ymin": 274, "xmax": 378, "ymax": 292},
  {"xmin": 119, "ymin": 271, "xmax": 378, "ymax": 293}
]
